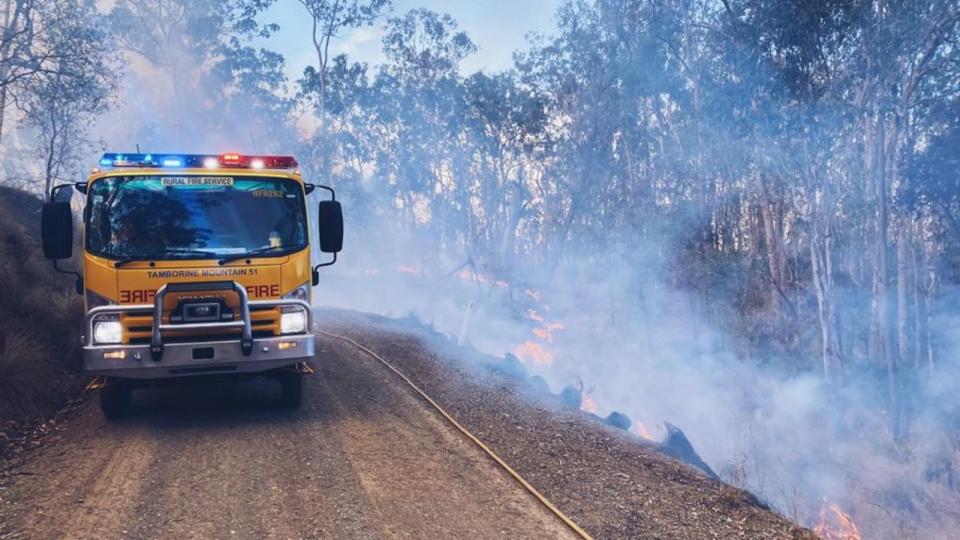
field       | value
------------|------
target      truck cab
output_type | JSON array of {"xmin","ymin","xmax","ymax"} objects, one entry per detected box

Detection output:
[{"xmin": 40, "ymin": 152, "xmax": 343, "ymax": 419}]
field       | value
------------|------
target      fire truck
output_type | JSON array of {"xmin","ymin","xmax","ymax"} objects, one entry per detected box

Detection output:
[{"xmin": 40, "ymin": 152, "xmax": 342, "ymax": 419}]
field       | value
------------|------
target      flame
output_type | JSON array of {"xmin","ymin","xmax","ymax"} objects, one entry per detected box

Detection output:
[
  {"xmin": 580, "ymin": 391, "xmax": 598, "ymax": 413},
  {"xmin": 524, "ymin": 288, "xmax": 541, "ymax": 302},
  {"xmin": 531, "ymin": 327, "xmax": 552, "ymax": 341},
  {"xmin": 532, "ymin": 322, "xmax": 565, "ymax": 342},
  {"xmin": 455, "ymin": 269, "xmax": 508, "ymax": 287},
  {"xmin": 633, "ymin": 422, "xmax": 652, "ymax": 440},
  {"xmin": 527, "ymin": 309, "xmax": 545, "ymax": 323},
  {"xmin": 396, "ymin": 265, "xmax": 418, "ymax": 275},
  {"xmin": 513, "ymin": 340, "xmax": 554, "ymax": 365},
  {"xmin": 814, "ymin": 501, "xmax": 862, "ymax": 540}
]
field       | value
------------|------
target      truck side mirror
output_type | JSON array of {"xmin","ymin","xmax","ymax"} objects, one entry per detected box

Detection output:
[
  {"xmin": 318, "ymin": 200, "xmax": 343, "ymax": 254},
  {"xmin": 41, "ymin": 201, "xmax": 74, "ymax": 259}
]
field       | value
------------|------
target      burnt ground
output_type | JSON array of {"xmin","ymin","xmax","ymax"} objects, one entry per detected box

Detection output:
[{"xmin": 0, "ymin": 309, "xmax": 815, "ymax": 539}]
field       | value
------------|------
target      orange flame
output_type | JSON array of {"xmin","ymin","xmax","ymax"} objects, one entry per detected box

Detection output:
[
  {"xmin": 814, "ymin": 501, "xmax": 862, "ymax": 540},
  {"xmin": 513, "ymin": 341, "xmax": 554, "ymax": 365},
  {"xmin": 396, "ymin": 265, "xmax": 418, "ymax": 275},
  {"xmin": 633, "ymin": 422, "xmax": 652, "ymax": 440},
  {"xmin": 455, "ymin": 269, "xmax": 508, "ymax": 288},
  {"xmin": 581, "ymin": 391, "xmax": 598, "ymax": 413},
  {"xmin": 532, "ymin": 322, "xmax": 565, "ymax": 342},
  {"xmin": 531, "ymin": 327, "xmax": 551, "ymax": 341}
]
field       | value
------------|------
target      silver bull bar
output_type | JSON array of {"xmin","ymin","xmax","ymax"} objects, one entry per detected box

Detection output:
[{"xmin": 85, "ymin": 280, "xmax": 312, "ymax": 364}]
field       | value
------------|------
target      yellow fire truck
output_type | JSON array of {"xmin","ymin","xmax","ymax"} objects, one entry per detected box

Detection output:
[{"xmin": 40, "ymin": 152, "xmax": 342, "ymax": 419}]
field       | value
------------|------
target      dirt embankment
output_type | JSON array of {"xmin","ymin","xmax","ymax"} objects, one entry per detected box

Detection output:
[
  {"xmin": 319, "ymin": 311, "xmax": 815, "ymax": 539},
  {"xmin": 0, "ymin": 186, "xmax": 84, "ymax": 459}
]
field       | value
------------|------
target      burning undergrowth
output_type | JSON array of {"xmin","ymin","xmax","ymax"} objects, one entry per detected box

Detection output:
[{"xmin": 315, "ymin": 234, "xmax": 960, "ymax": 538}]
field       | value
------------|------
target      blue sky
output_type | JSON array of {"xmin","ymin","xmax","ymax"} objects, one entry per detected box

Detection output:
[{"xmin": 263, "ymin": 0, "xmax": 564, "ymax": 81}]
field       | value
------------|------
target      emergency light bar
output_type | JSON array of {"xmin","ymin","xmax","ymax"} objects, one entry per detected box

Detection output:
[{"xmin": 98, "ymin": 153, "xmax": 298, "ymax": 170}]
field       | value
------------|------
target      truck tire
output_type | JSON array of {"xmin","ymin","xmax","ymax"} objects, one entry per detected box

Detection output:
[
  {"xmin": 279, "ymin": 371, "xmax": 303, "ymax": 409},
  {"xmin": 100, "ymin": 381, "xmax": 132, "ymax": 420}
]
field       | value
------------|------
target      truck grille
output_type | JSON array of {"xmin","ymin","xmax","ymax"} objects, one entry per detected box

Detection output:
[{"xmin": 122, "ymin": 305, "xmax": 280, "ymax": 344}]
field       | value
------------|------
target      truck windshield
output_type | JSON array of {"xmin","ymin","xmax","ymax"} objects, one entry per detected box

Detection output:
[{"xmin": 84, "ymin": 176, "xmax": 308, "ymax": 261}]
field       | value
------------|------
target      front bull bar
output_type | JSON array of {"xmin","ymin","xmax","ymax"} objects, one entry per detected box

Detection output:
[
  {"xmin": 84, "ymin": 280, "xmax": 312, "ymax": 363},
  {"xmin": 151, "ymin": 281, "xmax": 252, "ymax": 361}
]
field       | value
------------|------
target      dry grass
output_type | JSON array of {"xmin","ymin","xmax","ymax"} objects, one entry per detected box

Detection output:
[{"xmin": 0, "ymin": 186, "xmax": 83, "ymax": 454}]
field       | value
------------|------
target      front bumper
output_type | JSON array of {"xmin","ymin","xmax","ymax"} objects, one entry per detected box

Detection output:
[
  {"xmin": 83, "ymin": 334, "xmax": 315, "ymax": 379},
  {"xmin": 82, "ymin": 280, "xmax": 314, "ymax": 380}
]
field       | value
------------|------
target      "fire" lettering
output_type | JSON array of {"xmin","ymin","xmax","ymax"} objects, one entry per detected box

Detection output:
[
  {"xmin": 118, "ymin": 284, "xmax": 280, "ymax": 303},
  {"xmin": 246, "ymin": 284, "xmax": 279, "ymax": 298}
]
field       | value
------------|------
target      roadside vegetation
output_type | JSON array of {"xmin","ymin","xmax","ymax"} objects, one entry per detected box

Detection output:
[{"xmin": 0, "ymin": 186, "xmax": 83, "ymax": 456}]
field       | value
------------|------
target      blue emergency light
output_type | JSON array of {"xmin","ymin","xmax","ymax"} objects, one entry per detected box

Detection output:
[{"xmin": 97, "ymin": 152, "xmax": 298, "ymax": 170}]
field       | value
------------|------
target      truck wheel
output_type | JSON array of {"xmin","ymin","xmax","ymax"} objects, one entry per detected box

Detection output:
[
  {"xmin": 279, "ymin": 371, "xmax": 303, "ymax": 409},
  {"xmin": 100, "ymin": 381, "xmax": 132, "ymax": 420}
]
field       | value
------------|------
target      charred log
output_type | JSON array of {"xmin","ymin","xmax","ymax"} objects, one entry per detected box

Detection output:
[
  {"xmin": 655, "ymin": 422, "xmax": 719, "ymax": 480},
  {"xmin": 527, "ymin": 375, "xmax": 550, "ymax": 395},
  {"xmin": 606, "ymin": 411, "xmax": 632, "ymax": 431},
  {"xmin": 560, "ymin": 385, "xmax": 582, "ymax": 409},
  {"xmin": 490, "ymin": 352, "xmax": 528, "ymax": 381}
]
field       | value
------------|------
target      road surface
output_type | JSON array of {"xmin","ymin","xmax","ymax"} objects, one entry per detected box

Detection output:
[{"xmin": 0, "ymin": 333, "xmax": 576, "ymax": 539}]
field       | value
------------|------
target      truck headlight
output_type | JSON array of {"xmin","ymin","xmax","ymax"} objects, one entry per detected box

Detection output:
[
  {"xmin": 280, "ymin": 311, "xmax": 307, "ymax": 334},
  {"xmin": 93, "ymin": 320, "xmax": 122, "ymax": 344}
]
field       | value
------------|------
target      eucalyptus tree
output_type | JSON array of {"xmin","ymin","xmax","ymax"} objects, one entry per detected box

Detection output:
[
  {"xmin": 0, "ymin": 0, "xmax": 116, "ymax": 164},
  {"xmin": 0, "ymin": 0, "xmax": 118, "ymax": 192},
  {"xmin": 107, "ymin": 0, "xmax": 285, "ymax": 147},
  {"xmin": 372, "ymin": 9, "xmax": 476, "ymax": 258},
  {"xmin": 296, "ymin": 0, "xmax": 390, "ymax": 130}
]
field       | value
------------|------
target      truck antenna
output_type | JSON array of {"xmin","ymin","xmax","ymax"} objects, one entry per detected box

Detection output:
[
  {"xmin": 249, "ymin": 132, "xmax": 259, "ymax": 154},
  {"xmin": 136, "ymin": 143, "xmax": 141, "ymax": 153}
]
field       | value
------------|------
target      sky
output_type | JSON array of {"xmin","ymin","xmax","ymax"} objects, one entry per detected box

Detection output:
[{"xmin": 262, "ymin": 0, "xmax": 565, "ymax": 81}]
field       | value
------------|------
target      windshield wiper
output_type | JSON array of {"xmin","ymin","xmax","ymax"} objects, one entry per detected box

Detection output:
[
  {"xmin": 218, "ymin": 245, "xmax": 291, "ymax": 265},
  {"xmin": 114, "ymin": 249, "xmax": 218, "ymax": 268}
]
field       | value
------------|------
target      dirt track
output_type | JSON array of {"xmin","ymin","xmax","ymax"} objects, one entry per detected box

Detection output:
[{"xmin": 0, "ymin": 334, "xmax": 575, "ymax": 539}]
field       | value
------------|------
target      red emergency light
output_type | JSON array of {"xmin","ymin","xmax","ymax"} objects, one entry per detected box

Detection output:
[{"xmin": 220, "ymin": 152, "xmax": 242, "ymax": 166}]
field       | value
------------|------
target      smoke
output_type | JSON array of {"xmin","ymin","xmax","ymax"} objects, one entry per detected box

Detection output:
[
  {"xmin": 69, "ymin": 3, "xmax": 960, "ymax": 538},
  {"xmin": 312, "ymin": 214, "xmax": 960, "ymax": 538}
]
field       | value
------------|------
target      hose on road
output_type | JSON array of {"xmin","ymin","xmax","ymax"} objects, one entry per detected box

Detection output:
[{"xmin": 317, "ymin": 330, "xmax": 594, "ymax": 540}]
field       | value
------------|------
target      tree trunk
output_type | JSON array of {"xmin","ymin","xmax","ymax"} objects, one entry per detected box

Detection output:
[
  {"xmin": 810, "ymin": 223, "xmax": 841, "ymax": 384},
  {"xmin": 896, "ymin": 226, "xmax": 913, "ymax": 436},
  {"xmin": 0, "ymin": 83, "xmax": 6, "ymax": 174},
  {"xmin": 870, "ymin": 110, "xmax": 900, "ymax": 439},
  {"xmin": 760, "ymin": 180, "xmax": 787, "ymax": 312}
]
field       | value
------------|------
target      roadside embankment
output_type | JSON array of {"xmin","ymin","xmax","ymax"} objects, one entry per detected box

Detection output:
[{"xmin": 0, "ymin": 186, "xmax": 84, "ymax": 460}]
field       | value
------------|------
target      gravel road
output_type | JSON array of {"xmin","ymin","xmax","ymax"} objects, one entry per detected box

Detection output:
[{"xmin": 0, "ymin": 333, "xmax": 576, "ymax": 540}]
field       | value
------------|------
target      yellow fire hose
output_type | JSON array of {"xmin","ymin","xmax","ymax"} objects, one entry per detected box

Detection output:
[{"xmin": 317, "ymin": 330, "xmax": 593, "ymax": 540}]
